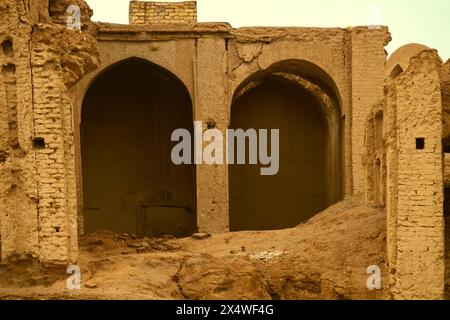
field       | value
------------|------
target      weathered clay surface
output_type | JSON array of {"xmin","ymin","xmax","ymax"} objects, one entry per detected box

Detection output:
[{"xmin": 0, "ymin": 0, "xmax": 100, "ymax": 264}]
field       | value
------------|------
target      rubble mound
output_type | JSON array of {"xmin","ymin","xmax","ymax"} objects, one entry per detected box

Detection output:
[{"xmin": 0, "ymin": 197, "xmax": 389, "ymax": 300}]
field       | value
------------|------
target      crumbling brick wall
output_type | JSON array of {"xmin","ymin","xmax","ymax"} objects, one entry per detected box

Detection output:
[
  {"xmin": 129, "ymin": 1, "xmax": 197, "ymax": 24},
  {"xmin": 367, "ymin": 50, "xmax": 445, "ymax": 299},
  {"xmin": 0, "ymin": 0, "xmax": 99, "ymax": 264},
  {"xmin": 0, "ymin": 0, "xmax": 39, "ymax": 263}
]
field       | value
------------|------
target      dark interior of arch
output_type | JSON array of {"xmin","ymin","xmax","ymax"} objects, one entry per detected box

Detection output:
[
  {"xmin": 389, "ymin": 64, "xmax": 404, "ymax": 79},
  {"xmin": 81, "ymin": 58, "xmax": 196, "ymax": 238},
  {"xmin": 229, "ymin": 77, "xmax": 334, "ymax": 231},
  {"xmin": 258, "ymin": 60, "xmax": 342, "ymax": 106}
]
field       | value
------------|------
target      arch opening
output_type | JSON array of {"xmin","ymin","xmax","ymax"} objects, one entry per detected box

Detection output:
[
  {"xmin": 389, "ymin": 64, "xmax": 403, "ymax": 79},
  {"xmin": 80, "ymin": 57, "xmax": 196, "ymax": 238},
  {"xmin": 229, "ymin": 62, "xmax": 343, "ymax": 232}
]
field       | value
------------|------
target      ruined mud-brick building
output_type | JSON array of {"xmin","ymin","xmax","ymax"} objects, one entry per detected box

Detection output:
[{"xmin": 0, "ymin": 0, "xmax": 448, "ymax": 299}]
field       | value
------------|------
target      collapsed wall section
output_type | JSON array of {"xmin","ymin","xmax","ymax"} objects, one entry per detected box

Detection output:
[{"xmin": 350, "ymin": 28, "xmax": 391, "ymax": 195}]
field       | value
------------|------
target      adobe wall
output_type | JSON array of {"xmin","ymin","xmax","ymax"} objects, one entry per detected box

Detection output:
[
  {"xmin": 0, "ymin": 0, "xmax": 39, "ymax": 263},
  {"xmin": 385, "ymin": 43, "xmax": 431, "ymax": 79},
  {"xmin": 0, "ymin": 0, "xmax": 100, "ymax": 264},
  {"xmin": 392, "ymin": 51, "xmax": 444, "ymax": 299},
  {"xmin": 366, "ymin": 50, "xmax": 445, "ymax": 299}
]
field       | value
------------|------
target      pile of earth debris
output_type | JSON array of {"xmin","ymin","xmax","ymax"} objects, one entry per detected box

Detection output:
[{"xmin": 0, "ymin": 196, "xmax": 389, "ymax": 300}]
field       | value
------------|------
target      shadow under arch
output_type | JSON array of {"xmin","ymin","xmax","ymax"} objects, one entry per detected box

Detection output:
[
  {"xmin": 229, "ymin": 59, "xmax": 344, "ymax": 231},
  {"xmin": 233, "ymin": 59, "xmax": 343, "ymax": 112},
  {"xmin": 80, "ymin": 57, "xmax": 197, "ymax": 237},
  {"xmin": 85, "ymin": 56, "xmax": 194, "ymax": 108}
]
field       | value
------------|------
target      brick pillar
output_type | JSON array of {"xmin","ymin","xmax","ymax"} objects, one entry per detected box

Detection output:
[
  {"xmin": 194, "ymin": 38, "xmax": 230, "ymax": 233},
  {"xmin": 350, "ymin": 27, "xmax": 390, "ymax": 195},
  {"xmin": 31, "ymin": 28, "xmax": 78, "ymax": 264},
  {"xmin": 386, "ymin": 50, "xmax": 445, "ymax": 299}
]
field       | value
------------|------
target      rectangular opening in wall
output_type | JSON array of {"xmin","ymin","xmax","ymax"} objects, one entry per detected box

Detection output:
[
  {"xmin": 416, "ymin": 138, "xmax": 425, "ymax": 150},
  {"xmin": 33, "ymin": 137, "xmax": 46, "ymax": 149}
]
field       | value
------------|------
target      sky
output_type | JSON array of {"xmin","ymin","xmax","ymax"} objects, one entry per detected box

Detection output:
[{"xmin": 85, "ymin": 0, "xmax": 450, "ymax": 61}]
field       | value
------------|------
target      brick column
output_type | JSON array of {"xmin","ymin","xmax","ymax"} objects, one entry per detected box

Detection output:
[
  {"xmin": 194, "ymin": 38, "xmax": 230, "ymax": 233},
  {"xmin": 386, "ymin": 50, "xmax": 444, "ymax": 299},
  {"xmin": 350, "ymin": 27, "xmax": 390, "ymax": 195},
  {"xmin": 31, "ymin": 32, "xmax": 78, "ymax": 264}
]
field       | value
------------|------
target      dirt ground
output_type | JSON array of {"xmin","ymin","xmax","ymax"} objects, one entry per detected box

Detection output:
[{"xmin": 0, "ymin": 196, "xmax": 389, "ymax": 300}]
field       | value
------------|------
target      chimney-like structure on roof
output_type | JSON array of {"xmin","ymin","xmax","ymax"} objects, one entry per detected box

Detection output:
[{"xmin": 129, "ymin": 1, "xmax": 197, "ymax": 25}]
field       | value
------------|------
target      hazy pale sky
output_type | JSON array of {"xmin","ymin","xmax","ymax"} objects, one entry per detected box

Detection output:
[{"xmin": 85, "ymin": 0, "xmax": 450, "ymax": 61}]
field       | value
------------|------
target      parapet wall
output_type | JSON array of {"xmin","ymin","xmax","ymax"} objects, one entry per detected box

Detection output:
[{"xmin": 129, "ymin": 1, "xmax": 197, "ymax": 24}]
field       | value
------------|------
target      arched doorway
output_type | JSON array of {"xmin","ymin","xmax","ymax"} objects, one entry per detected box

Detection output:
[
  {"xmin": 81, "ymin": 58, "xmax": 196, "ymax": 237},
  {"xmin": 229, "ymin": 61, "xmax": 342, "ymax": 231}
]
